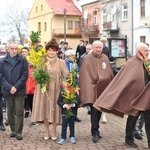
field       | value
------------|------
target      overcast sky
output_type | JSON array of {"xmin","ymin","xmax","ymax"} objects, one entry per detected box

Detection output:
[
  {"xmin": 0, "ymin": 0, "xmax": 96, "ymax": 43},
  {"xmin": 0, "ymin": 0, "xmax": 35, "ymax": 16},
  {"xmin": 0, "ymin": 0, "xmax": 35, "ymax": 43}
]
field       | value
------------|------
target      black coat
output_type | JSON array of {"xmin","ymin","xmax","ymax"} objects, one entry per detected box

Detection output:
[
  {"xmin": 57, "ymin": 92, "xmax": 80, "ymax": 116},
  {"xmin": 102, "ymin": 45, "xmax": 110, "ymax": 58},
  {"xmin": 0, "ymin": 54, "xmax": 28, "ymax": 97},
  {"xmin": 76, "ymin": 45, "xmax": 86, "ymax": 58}
]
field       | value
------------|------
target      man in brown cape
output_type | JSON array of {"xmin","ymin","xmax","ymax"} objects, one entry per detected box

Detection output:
[
  {"xmin": 93, "ymin": 42, "xmax": 150, "ymax": 148},
  {"xmin": 79, "ymin": 40, "xmax": 114, "ymax": 143}
]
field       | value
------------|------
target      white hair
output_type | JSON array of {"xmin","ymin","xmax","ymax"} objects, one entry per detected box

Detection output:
[
  {"xmin": 136, "ymin": 42, "xmax": 149, "ymax": 52},
  {"xmin": 65, "ymin": 50, "xmax": 75, "ymax": 56}
]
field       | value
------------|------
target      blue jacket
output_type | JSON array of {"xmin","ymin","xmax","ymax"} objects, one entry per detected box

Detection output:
[
  {"xmin": 65, "ymin": 58, "xmax": 79, "ymax": 73},
  {"xmin": 0, "ymin": 54, "xmax": 28, "ymax": 97}
]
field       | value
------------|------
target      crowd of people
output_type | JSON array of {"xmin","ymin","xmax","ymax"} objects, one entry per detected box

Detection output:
[{"xmin": 0, "ymin": 38, "xmax": 150, "ymax": 149}]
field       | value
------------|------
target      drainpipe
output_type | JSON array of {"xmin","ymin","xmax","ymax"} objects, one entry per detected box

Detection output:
[
  {"xmin": 131, "ymin": 0, "xmax": 134, "ymax": 55},
  {"xmin": 51, "ymin": 12, "xmax": 54, "ymax": 39}
]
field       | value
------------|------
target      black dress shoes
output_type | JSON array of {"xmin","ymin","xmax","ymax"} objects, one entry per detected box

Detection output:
[
  {"xmin": 10, "ymin": 132, "xmax": 16, "ymax": 138},
  {"xmin": 16, "ymin": 134, "xmax": 23, "ymax": 140},
  {"xmin": 92, "ymin": 135, "xmax": 99, "ymax": 143},
  {"xmin": 125, "ymin": 141, "xmax": 138, "ymax": 148},
  {"xmin": 98, "ymin": 134, "xmax": 102, "ymax": 138},
  {"xmin": 5, "ymin": 120, "xmax": 9, "ymax": 126},
  {"xmin": 75, "ymin": 116, "xmax": 81, "ymax": 122},
  {"xmin": 24, "ymin": 111, "xmax": 29, "ymax": 118},
  {"xmin": 0, "ymin": 123, "xmax": 6, "ymax": 131},
  {"xmin": 134, "ymin": 132, "xmax": 143, "ymax": 140}
]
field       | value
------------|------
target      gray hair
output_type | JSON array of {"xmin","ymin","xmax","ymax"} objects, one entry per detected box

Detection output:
[
  {"xmin": 92, "ymin": 40, "xmax": 103, "ymax": 47},
  {"xmin": 136, "ymin": 42, "xmax": 149, "ymax": 52}
]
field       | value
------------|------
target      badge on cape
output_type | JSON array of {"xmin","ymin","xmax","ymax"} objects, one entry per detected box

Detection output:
[{"xmin": 102, "ymin": 62, "xmax": 106, "ymax": 69}]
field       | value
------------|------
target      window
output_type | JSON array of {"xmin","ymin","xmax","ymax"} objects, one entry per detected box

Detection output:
[
  {"xmin": 44, "ymin": 22, "xmax": 47, "ymax": 31},
  {"xmin": 74, "ymin": 21, "xmax": 79, "ymax": 33},
  {"xmin": 122, "ymin": 4, "xmax": 128, "ymax": 21},
  {"xmin": 38, "ymin": 22, "xmax": 41, "ymax": 32},
  {"xmin": 41, "ymin": 4, "xmax": 43, "ymax": 11},
  {"xmin": 93, "ymin": 11, "xmax": 97, "ymax": 25},
  {"xmin": 111, "ymin": 6, "xmax": 117, "ymax": 22},
  {"xmin": 103, "ymin": 9, "xmax": 107, "ymax": 23},
  {"xmin": 36, "ymin": 6, "xmax": 38, "ymax": 13},
  {"xmin": 74, "ymin": 21, "xmax": 79, "ymax": 29},
  {"xmin": 68, "ymin": 21, "xmax": 73, "ymax": 30},
  {"xmin": 140, "ymin": 36, "xmax": 146, "ymax": 43},
  {"xmin": 140, "ymin": 0, "xmax": 145, "ymax": 18}
]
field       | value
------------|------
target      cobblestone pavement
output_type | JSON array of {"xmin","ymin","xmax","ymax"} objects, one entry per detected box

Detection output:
[{"xmin": 0, "ymin": 108, "xmax": 149, "ymax": 150}]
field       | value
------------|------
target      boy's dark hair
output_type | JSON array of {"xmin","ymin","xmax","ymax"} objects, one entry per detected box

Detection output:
[
  {"xmin": 109, "ymin": 56, "xmax": 115, "ymax": 62},
  {"xmin": 64, "ymin": 42, "xmax": 68, "ymax": 45},
  {"xmin": 21, "ymin": 47, "xmax": 29, "ymax": 53}
]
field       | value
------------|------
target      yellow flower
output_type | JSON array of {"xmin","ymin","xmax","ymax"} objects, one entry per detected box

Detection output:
[
  {"xmin": 42, "ymin": 48, "xmax": 46, "ymax": 56},
  {"xmin": 37, "ymin": 50, "xmax": 43, "ymax": 57}
]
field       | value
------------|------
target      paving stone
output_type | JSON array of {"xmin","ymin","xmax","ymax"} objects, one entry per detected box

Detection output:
[{"xmin": 1, "ymin": 108, "xmax": 147, "ymax": 150}]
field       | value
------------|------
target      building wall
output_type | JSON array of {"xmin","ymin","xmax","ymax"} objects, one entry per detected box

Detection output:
[
  {"xmin": 133, "ymin": 0, "xmax": 150, "ymax": 54},
  {"xmin": 81, "ymin": 1, "xmax": 101, "ymax": 44},
  {"xmin": 100, "ymin": 0, "xmax": 133, "ymax": 54},
  {"xmin": 52, "ymin": 15, "xmax": 82, "ymax": 49},
  {"xmin": 28, "ymin": 0, "xmax": 81, "ymax": 49},
  {"xmin": 28, "ymin": 0, "xmax": 53, "ymax": 46}
]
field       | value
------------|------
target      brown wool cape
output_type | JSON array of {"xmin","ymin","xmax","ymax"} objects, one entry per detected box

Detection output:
[
  {"xmin": 93, "ymin": 56, "xmax": 147, "ymax": 117},
  {"xmin": 79, "ymin": 51, "xmax": 114, "ymax": 107},
  {"xmin": 131, "ymin": 82, "xmax": 150, "ymax": 111}
]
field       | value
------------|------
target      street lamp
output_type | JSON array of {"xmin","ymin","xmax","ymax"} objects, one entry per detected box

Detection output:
[{"xmin": 64, "ymin": 8, "xmax": 66, "ymax": 42}]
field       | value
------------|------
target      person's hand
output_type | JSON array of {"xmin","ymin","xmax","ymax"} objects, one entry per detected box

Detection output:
[
  {"xmin": 75, "ymin": 87, "xmax": 80, "ymax": 95},
  {"xmin": 10, "ymin": 86, "xmax": 17, "ymax": 94},
  {"xmin": 65, "ymin": 104, "xmax": 72, "ymax": 110}
]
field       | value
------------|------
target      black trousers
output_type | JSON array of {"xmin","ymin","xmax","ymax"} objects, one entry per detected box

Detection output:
[
  {"xmin": 0, "ymin": 94, "xmax": 3, "ymax": 124},
  {"xmin": 90, "ymin": 105, "xmax": 102, "ymax": 136},
  {"xmin": 61, "ymin": 116, "xmax": 76, "ymax": 139},
  {"xmin": 24, "ymin": 94, "xmax": 34, "ymax": 112},
  {"xmin": 125, "ymin": 110, "xmax": 150, "ymax": 145},
  {"xmin": 134, "ymin": 113, "xmax": 144, "ymax": 132}
]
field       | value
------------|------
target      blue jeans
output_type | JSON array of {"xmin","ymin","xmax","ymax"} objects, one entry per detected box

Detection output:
[{"xmin": 61, "ymin": 116, "xmax": 76, "ymax": 139}]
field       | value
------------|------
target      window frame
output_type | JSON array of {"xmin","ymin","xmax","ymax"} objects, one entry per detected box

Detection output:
[
  {"xmin": 122, "ymin": 4, "xmax": 128, "ymax": 21},
  {"xmin": 103, "ymin": 8, "xmax": 107, "ymax": 23},
  {"xmin": 140, "ymin": 0, "xmax": 145, "ymax": 18},
  {"xmin": 68, "ymin": 21, "xmax": 73, "ymax": 30},
  {"xmin": 38, "ymin": 22, "xmax": 41, "ymax": 32},
  {"xmin": 93, "ymin": 11, "xmax": 97, "ymax": 25},
  {"xmin": 44, "ymin": 22, "xmax": 47, "ymax": 31},
  {"xmin": 140, "ymin": 36, "xmax": 146, "ymax": 43}
]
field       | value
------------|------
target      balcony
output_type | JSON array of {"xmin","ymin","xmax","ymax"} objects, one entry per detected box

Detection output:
[
  {"xmin": 103, "ymin": 21, "xmax": 119, "ymax": 32},
  {"xmin": 52, "ymin": 27, "xmax": 81, "ymax": 37},
  {"xmin": 79, "ymin": 23, "xmax": 99, "ymax": 34}
]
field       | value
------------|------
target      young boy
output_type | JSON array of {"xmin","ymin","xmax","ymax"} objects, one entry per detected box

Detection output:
[{"xmin": 57, "ymin": 87, "xmax": 80, "ymax": 144}]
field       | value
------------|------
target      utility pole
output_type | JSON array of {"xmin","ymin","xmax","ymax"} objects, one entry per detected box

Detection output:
[{"xmin": 64, "ymin": 8, "xmax": 66, "ymax": 42}]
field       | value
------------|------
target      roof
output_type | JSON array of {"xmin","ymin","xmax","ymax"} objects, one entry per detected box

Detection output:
[{"xmin": 46, "ymin": 0, "xmax": 81, "ymax": 16}]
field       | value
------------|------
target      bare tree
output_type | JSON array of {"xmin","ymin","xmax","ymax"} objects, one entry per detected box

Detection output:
[
  {"xmin": 8, "ymin": 35, "xmax": 18, "ymax": 43},
  {"xmin": 0, "ymin": 0, "xmax": 30, "ymax": 45}
]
